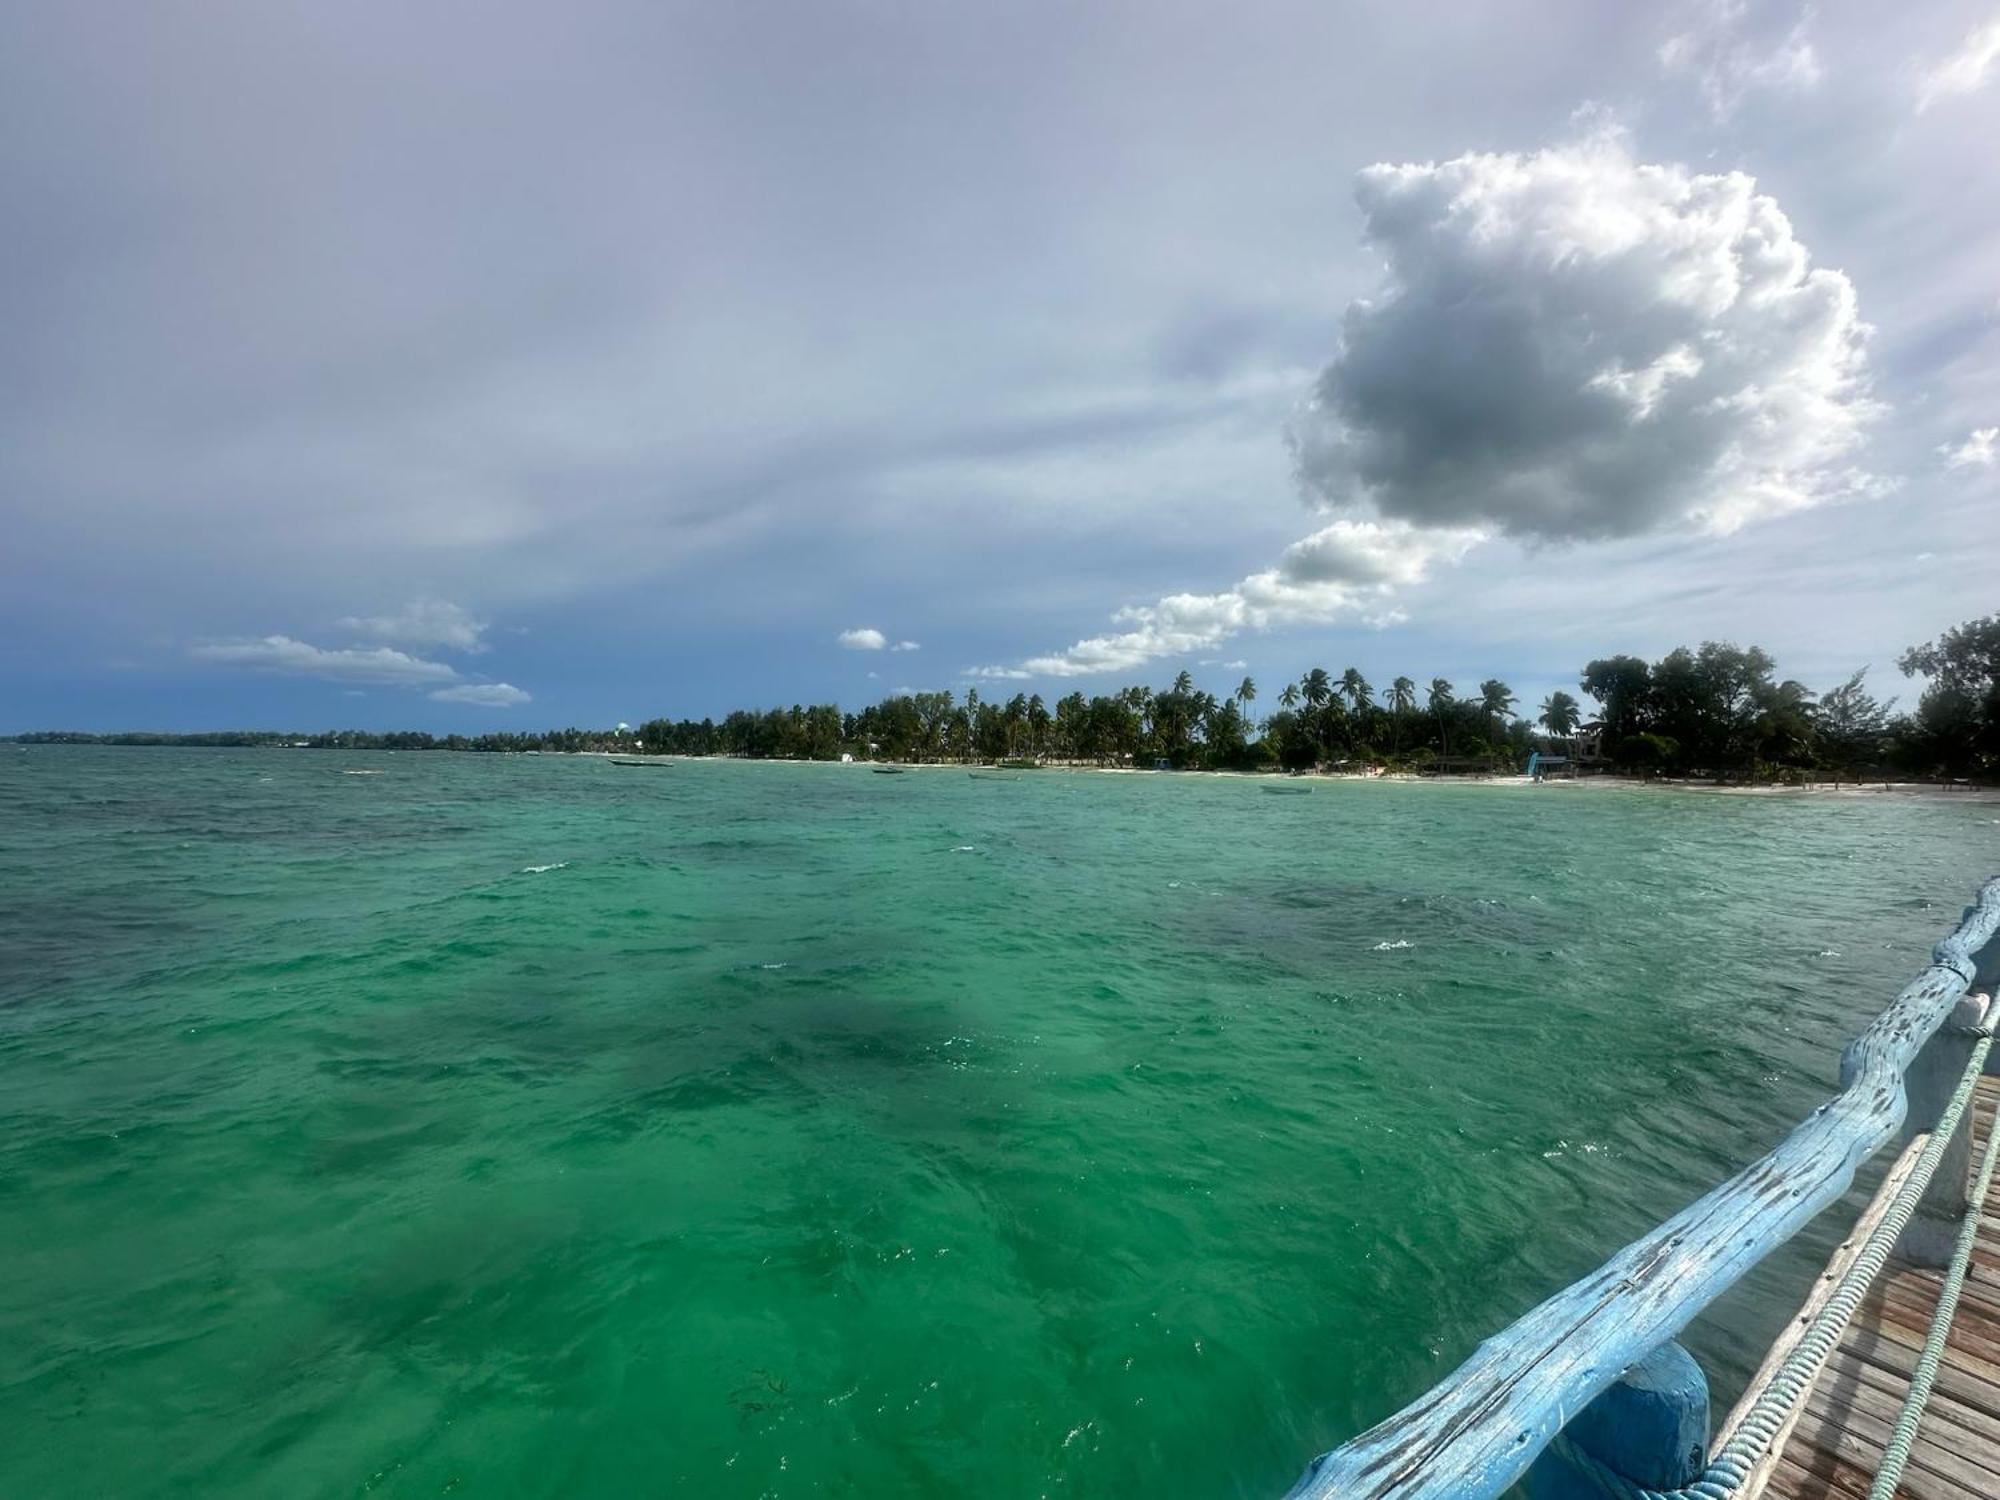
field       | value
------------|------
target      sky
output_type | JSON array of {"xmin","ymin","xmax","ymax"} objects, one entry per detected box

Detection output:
[{"xmin": 2, "ymin": 0, "xmax": 1997, "ymax": 732}]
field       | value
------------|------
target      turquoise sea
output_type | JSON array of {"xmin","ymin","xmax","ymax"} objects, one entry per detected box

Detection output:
[{"xmin": 2, "ymin": 747, "xmax": 1996, "ymax": 1498}]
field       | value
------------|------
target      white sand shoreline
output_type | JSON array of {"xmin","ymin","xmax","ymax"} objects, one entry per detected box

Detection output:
[{"xmin": 604, "ymin": 753, "xmax": 2000, "ymax": 802}]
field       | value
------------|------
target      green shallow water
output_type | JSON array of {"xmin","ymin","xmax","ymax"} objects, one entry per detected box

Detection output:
[{"xmin": 2, "ymin": 747, "xmax": 1996, "ymax": 1498}]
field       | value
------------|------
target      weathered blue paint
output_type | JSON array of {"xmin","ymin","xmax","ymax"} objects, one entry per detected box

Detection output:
[
  {"xmin": 1523, "ymin": 1342, "xmax": 1709, "ymax": 1499},
  {"xmin": 1280, "ymin": 876, "xmax": 2000, "ymax": 1500}
]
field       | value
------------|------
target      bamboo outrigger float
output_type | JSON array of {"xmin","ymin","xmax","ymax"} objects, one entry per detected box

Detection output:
[{"xmin": 1283, "ymin": 878, "xmax": 2000, "ymax": 1500}]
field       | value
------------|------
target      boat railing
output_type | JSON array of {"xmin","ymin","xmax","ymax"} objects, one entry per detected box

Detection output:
[{"xmin": 1281, "ymin": 875, "xmax": 2000, "ymax": 1500}]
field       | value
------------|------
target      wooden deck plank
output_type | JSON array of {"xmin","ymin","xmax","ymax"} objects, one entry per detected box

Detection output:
[
  {"xmin": 1838, "ymin": 1318, "xmax": 2000, "ymax": 1413},
  {"xmin": 1775, "ymin": 1449, "xmax": 1896, "ymax": 1500},
  {"xmin": 1775, "ymin": 1398, "xmax": 1971, "ymax": 1500},
  {"xmin": 1797, "ymin": 1379, "xmax": 2000, "ymax": 1496},
  {"xmin": 1775, "ymin": 1449, "xmax": 1885, "ymax": 1500},
  {"xmin": 1759, "ymin": 1082, "xmax": 2000, "ymax": 1499},
  {"xmin": 1805, "ymin": 1351, "xmax": 2000, "ymax": 1477}
]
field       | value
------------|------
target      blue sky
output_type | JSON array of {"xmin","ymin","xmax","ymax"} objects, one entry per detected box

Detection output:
[{"xmin": 2, "ymin": 2, "xmax": 1996, "ymax": 732}]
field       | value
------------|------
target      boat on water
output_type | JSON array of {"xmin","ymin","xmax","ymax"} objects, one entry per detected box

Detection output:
[
  {"xmin": 609, "ymin": 758, "xmax": 670, "ymax": 768},
  {"xmin": 871, "ymin": 764, "xmax": 908, "ymax": 775},
  {"xmin": 968, "ymin": 772, "xmax": 1021, "ymax": 781},
  {"xmin": 1261, "ymin": 783, "xmax": 1311, "ymax": 795}
]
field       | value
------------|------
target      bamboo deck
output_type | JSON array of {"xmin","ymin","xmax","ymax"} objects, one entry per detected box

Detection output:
[{"xmin": 1760, "ymin": 1077, "xmax": 2000, "ymax": 1499}]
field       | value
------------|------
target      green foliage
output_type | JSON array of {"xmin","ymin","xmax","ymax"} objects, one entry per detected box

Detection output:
[
  {"xmin": 1612, "ymin": 732, "xmax": 1678, "ymax": 774},
  {"xmin": 1898, "ymin": 614, "xmax": 2000, "ymax": 777},
  {"xmin": 1569, "ymin": 620, "xmax": 1995, "ymax": 782},
  {"xmin": 1539, "ymin": 690, "xmax": 1581, "ymax": 737},
  {"xmin": 1579, "ymin": 655, "xmax": 1651, "ymax": 742},
  {"xmin": 1815, "ymin": 670, "xmax": 1894, "ymax": 779}
]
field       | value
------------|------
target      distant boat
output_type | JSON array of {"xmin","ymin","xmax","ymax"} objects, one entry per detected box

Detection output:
[
  {"xmin": 1262, "ymin": 783, "xmax": 1312, "ymax": 795},
  {"xmin": 968, "ymin": 772, "xmax": 1021, "ymax": 782},
  {"xmin": 872, "ymin": 765, "xmax": 908, "ymax": 775},
  {"xmin": 609, "ymin": 758, "xmax": 670, "ymax": 769}
]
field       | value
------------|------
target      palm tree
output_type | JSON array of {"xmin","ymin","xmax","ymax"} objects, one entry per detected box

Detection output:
[
  {"xmin": 1478, "ymin": 679, "xmax": 1515, "ymax": 749},
  {"xmin": 1339, "ymin": 667, "xmax": 1373, "ymax": 712},
  {"xmin": 1387, "ymin": 675, "xmax": 1417, "ymax": 756},
  {"xmin": 1237, "ymin": 676, "xmax": 1256, "ymax": 728},
  {"xmin": 1172, "ymin": 669, "xmax": 1194, "ymax": 697},
  {"xmin": 1278, "ymin": 683, "xmax": 1300, "ymax": 710},
  {"xmin": 1338, "ymin": 668, "xmax": 1374, "ymax": 754},
  {"xmin": 1541, "ymin": 690, "xmax": 1582, "ymax": 739},
  {"xmin": 1428, "ymin": 678, "xmax": 1455, "ymax": 757},
  {"xmin": 1005, "ymin": 693, "xmax": 1029, "ymax": 756},
  {"xmin": 1204, "ymin": 698, "xmax": 1245, "ymax": 763},
  {"xmin": 1300, "ymin": 669, "xmax": 1334, "ymax": 762}
]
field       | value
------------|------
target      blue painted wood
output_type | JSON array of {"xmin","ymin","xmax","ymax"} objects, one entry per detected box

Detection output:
[
  {"xmin": 1523, "ymin": 1341, "xmax": 1708, "ymax": 1499},
  {"xmin": 1280, "ymin": 876, "xmax": 2000, "ymax": 1500}
]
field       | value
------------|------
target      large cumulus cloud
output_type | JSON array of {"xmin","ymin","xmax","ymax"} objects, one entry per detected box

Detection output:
[
  {"xmin": 973, "ymin": 131, "xmax": 1889, "ymax": 682},
  {"xmin": 1292, "ymin": 133, "xmax": 1880, "ymax": 542}
]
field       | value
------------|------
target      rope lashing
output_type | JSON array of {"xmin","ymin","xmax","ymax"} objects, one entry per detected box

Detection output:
[
  {"xmin": 1547, "ymin": 1022, "xmax": 1995, "ymax": 1500},
  {"xmin": 1866, "ymin": 1087, "xmax": 2000, "ymax": 1500}
]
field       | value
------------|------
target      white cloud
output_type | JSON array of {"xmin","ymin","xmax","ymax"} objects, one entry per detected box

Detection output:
[
  {"xmin": 891, "ymin": 639, "xmax": 921, "ymax": 652},
  {"xmin": 1941, "ymin": 426, "xmax": 1999, "ymax": 470},
  {"xmin": 837, "ymin": 627, "xmax": 887, "ymax": 650},
  {"xmin": 1659, "ymin": 1, "xmax": 1820, "ymax": 119},
  {"xmin": 191, "ymin": 629, "xmax": 536, "ymax": 707},
  {"xmin": 337, "ymin": 598, "xmax": 487, "ymax": 652},
  {"xmin": 428, "ymin": 682, "xmax": 531, "ymax": 707},
  {"xmin": 1199, "ymin": 659, "xmax": 1249, "ymax": 670},
  {"xmin": 976, "ymin": 131, "xmax": 1886, "ymax": 685},
  {"xmin": 973, "ymin": 520, "xmax": 1481, "ymax": 678},
  {"xmin": 1292, "ymin": 131, "xmax": 1879, "ymax": 542},
  {"xmin": 1917, "ymin": 16, "xmax": 2000, "ymax": 111},
  {"xmin": 190, "ymin": 635, "xmax": 459, "ymax": 685}
]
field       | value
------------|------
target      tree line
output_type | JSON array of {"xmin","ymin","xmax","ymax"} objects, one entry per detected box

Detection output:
[
  {"xmin": 13, "ymin": 612, "xmax": 1998, "ymax": 781},
  {"xmin": 8, "ymin": 727, "xmax": 631, "ymax": 754}
]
